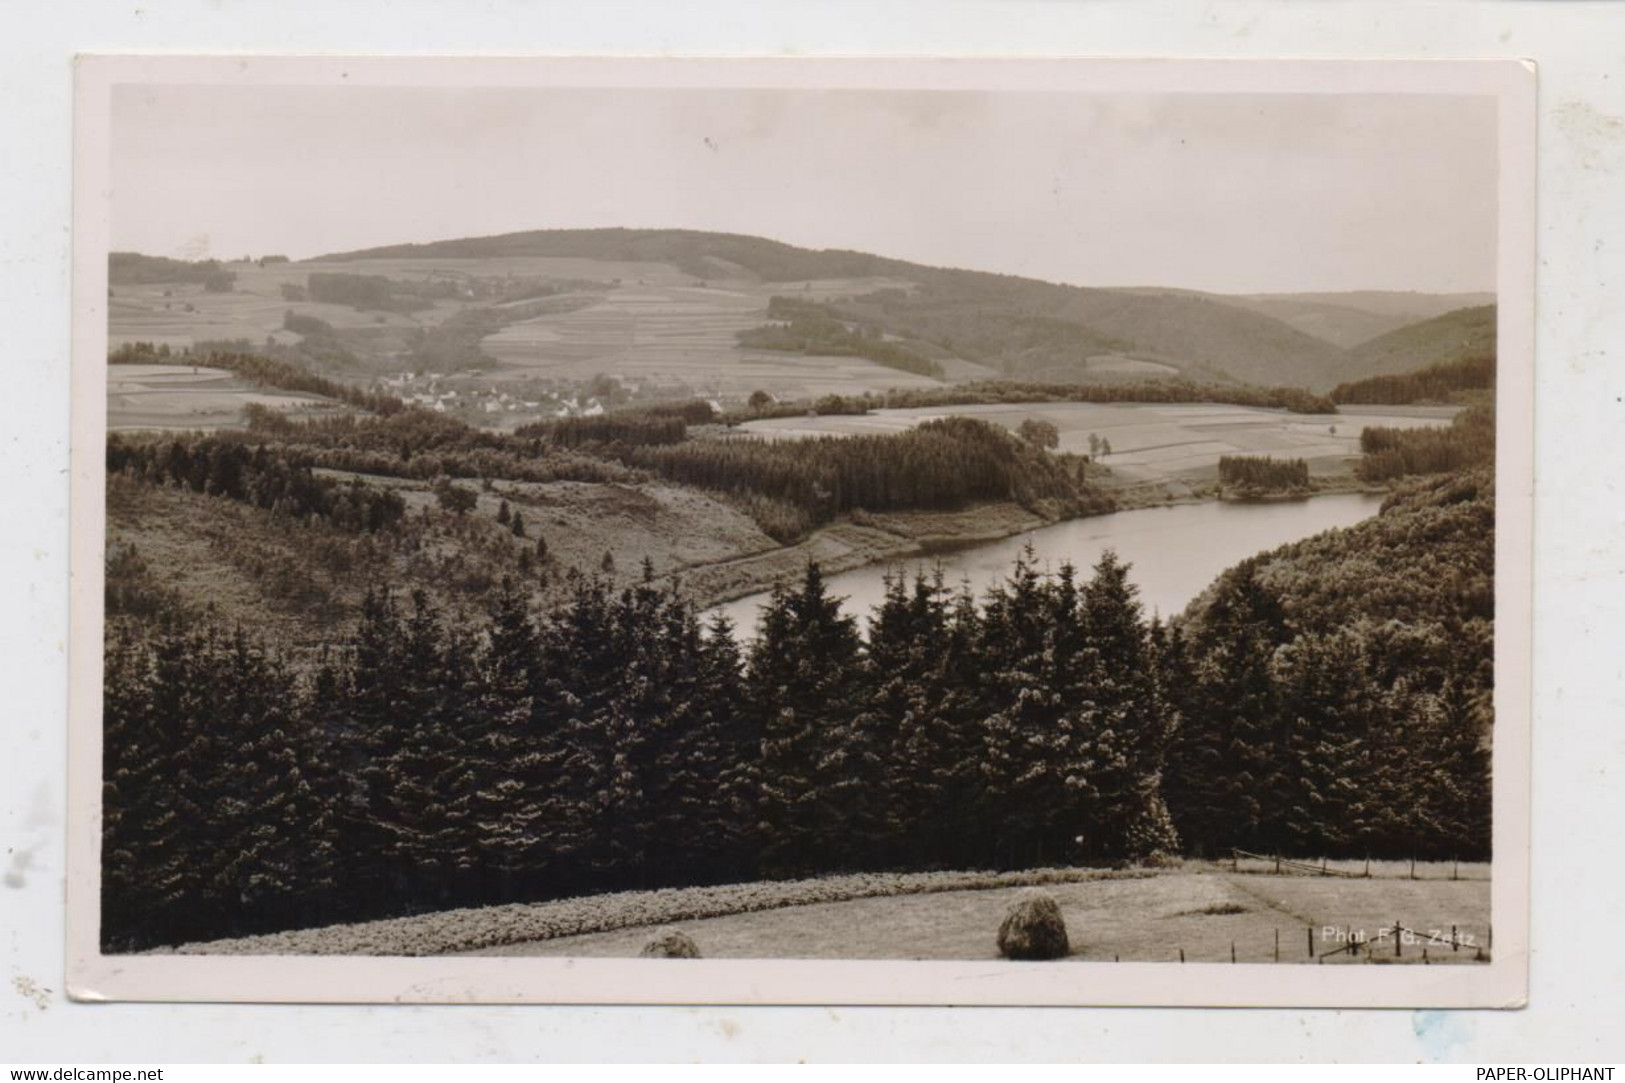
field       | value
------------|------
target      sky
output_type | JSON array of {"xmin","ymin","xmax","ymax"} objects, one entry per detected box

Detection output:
[{"xmin": 110, "ymin": 85, "xmax": 1499, "ymax": 295}]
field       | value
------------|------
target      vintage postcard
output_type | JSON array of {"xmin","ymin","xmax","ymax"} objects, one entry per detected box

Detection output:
[{"xmin": 66, "ymin": 55, "xmax": 1534, "ymax": 1006}]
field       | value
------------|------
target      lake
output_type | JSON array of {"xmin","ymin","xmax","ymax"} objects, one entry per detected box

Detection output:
[{"xmin": 712, "ymin": 492, "xmax": 1385, "ymax": 639}]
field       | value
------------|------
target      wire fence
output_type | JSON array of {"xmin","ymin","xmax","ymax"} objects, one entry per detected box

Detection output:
[
  {"xmin": 1139, "ymin": 920, "xmax": 1492, "ymax": 965},
  {"xmin": 1227, "ymin": 848, "xmax": 1488, "ymax": 882}
]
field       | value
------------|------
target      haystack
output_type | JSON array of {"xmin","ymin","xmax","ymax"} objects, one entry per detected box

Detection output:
[
  {"xmin": 997, "ymin": 889, "xmax": 1070, "ymax": 960},
  {"xmin": 639, "ymin": 928, "xmax": 702, "ymax": 959}
]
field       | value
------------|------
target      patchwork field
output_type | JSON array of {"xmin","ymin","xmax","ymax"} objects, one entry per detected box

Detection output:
[
  {"xmin": 109, "ymin": 253, "xmax": 977, "ymax": 399},
  {"xmin": 481, "ymin": 277, "xmax": 980, "ymax": 398},
  {"xmin": 107, "ymin": 363, "xmax": 346, "ymax": 431},
  {"xmin": 739, "ymin": 402, "xmax": 1458, "ymax": 485}
]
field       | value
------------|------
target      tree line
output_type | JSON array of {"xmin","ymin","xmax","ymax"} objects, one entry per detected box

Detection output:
[
  {"xmin": 1218, "ymin": 455, "xmax": 1311, "ymax": 496},
  {"xmin": 623, "ymin": 417, "xmax": 1113, "ymax": 541},
  {"xmin": 516, "ymin": 414, "xmax": 689, "ymax": 449},
  {"xmin": 1356, "ymin": 404, "xmax": 1494, "ymax": 483},
  {"xmin": 307, "ymin": 271, "xmax": 435, "ymax": 313},
  {"xmin": 110, "ymin": 342, "xmax": 406, "ymax": 416},
  {"xmin": 737, "ymin": 296, "xmax": 945, "ymax": 379},
  {"xmin": 108, "ymin": 252, "xmax": 235, "ymax": 292},
  {"xmin": 103, "ymin": 469, "xmax": 1492, "ymax": 951},
  {"xmin": 102, "ymin": 551, "xmax": 1171, "ymax": 950},
  {"xmin": 107, "ymin": 435, "xmax": 407, "ymax": 535},
  {"xmin": 863, "ymin": 379, "xmax": 1337, "ymax": 416},
  {"xmin": 1331, "ymin": 354, "xmax": 1495, "ymax": 405},
  {"xmin": 108, "ymin": 395, "xmax": 1104, "ymax": 544}
]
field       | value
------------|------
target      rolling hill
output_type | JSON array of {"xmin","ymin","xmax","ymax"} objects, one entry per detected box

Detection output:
[
  {"xmin": 1339, "ymin": 305, "xmax": 1497, "ymax": 383},
  {"xmin": 1108, "ymin": 287, "xmax": 1496, "ymax": 349},
  {"xmin": 316, "ymin": 230, "xmax": 1368, "ymax": 389},
  {"xmin": 115, "ymin": 229, "xmax": 1495, "ymax": 396},
  {"xmin": 1216, "ymin": 291, "xmax": 1495, "ymax": 350}
]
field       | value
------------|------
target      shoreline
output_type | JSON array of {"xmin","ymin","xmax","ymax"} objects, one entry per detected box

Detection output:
[{"xmin": 681, "ymin": 469, "xmax": 1385, "ymax": 611}]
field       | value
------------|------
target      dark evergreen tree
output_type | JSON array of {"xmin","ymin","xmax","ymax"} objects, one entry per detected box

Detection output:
[
  {"xmin": 1162, "ymin": 562, "xmax": 1288, "ymax": 856},
  {"xmin": 976, "ymin": 547, "xmax": 1077, "ymax": 867},
  {"xmin": 749, "ymin": 563, "xmax": 864, "ymax": 875},
  {"xmin": 1079, "ymin": 551, "xmax": 1178, "ymax": 859}
]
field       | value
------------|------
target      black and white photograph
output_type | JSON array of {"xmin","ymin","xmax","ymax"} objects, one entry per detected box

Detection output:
[{"xmin": 66, "ymin": 56, "xmax": 1534, "ymax": 1006}]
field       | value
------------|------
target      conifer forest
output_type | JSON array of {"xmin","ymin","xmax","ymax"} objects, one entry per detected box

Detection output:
[{"xmin": 101, "ymin": 339, "xmax": 1495, "ymax": 951}]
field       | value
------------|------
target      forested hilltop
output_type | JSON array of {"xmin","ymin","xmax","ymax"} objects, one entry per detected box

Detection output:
[{"xmin": 1164, "ymin": 470, "xmax": 1492, "ymax": 859}]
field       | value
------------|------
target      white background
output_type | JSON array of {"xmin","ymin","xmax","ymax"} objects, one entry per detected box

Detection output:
[{"xmin": 3, "ymin": 0, "xmax": 1622, "ymax": 1063}]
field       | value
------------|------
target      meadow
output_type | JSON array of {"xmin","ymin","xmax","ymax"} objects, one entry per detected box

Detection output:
[
  {"xmin": 107, "ymin": 364, "xmax": 346, "ymax": 431},
  {"xmin": 739, "ymin": 401, "xmax": 1458, "ymax": 487},
  {"xmin": 481, "ymin": 277, "xmax": 985, "ymax": 398},
  {"xmin": 473, "ymin": 863, "xmax": 1489, "ymax": 964},
  {"xmin": 164, "ymin": 861, "xmax": 1488, "ymax": 964}
]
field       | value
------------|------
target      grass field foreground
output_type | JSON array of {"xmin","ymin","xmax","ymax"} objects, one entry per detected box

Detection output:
[
  {"xmin": 475, "ymin": 864, "xmax": 1490, "ymax": 965},
  {"xmin": 166, "ymin": 861, "xmax": 1489, "ymax": 964}
]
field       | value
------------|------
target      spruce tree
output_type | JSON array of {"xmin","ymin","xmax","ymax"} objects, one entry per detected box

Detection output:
[
  {"xmin": 977, "ymin": 547, "xmax": 1074, "ymax": 867},
  {"xmin": 467, "ymin": 578, "xmax": 548, "ymax": 897},
  {"xmin": 1078, "ymin": 551, "xmax": 1176, "ymax": 859},
  {"xmin": 1162, "ymin": 562, "xmax": 1288, "ymax": 856},
  {"xmin": 749, "ymin": 562, "xmax": 864, "ymax": 875}
]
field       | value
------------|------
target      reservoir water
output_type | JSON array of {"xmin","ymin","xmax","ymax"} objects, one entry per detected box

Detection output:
[{"xmin": 713, "ymin": 492, "xmax": 1385, "ymax": 640}]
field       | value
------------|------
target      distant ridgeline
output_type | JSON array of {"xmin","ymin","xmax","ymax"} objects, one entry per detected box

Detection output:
[
  {"xmin": 111, "ymin": 237, "xmax": 1495, "ymax": 393},
  {"xmin": 108, "ymin": 251, "xmax": 235, "ymax": 292},
  {"xmin": 1337, "ymin": 304, "xmax": 1496, "ymax": 390},
  {"xmin": 314, "ymin": 228, "xmax": 1367, "ymax": 390},
  {"xmin": 103, "ymin": 470, "xmax": 1493, "ymax": 951}
]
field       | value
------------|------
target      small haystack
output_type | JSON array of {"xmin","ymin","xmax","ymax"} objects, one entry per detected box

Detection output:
[
  {"xmin": 639, "ymin": 928, "xmax": 702, "ymax": 959},
  {"xmin": 997, "ymin": 890, "xmax": 1071, "ymax": 960}
]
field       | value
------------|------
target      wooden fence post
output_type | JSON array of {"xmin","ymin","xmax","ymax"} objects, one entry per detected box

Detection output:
[
  {"xmin": 1179, "ymin": 947, "xmax": 1185, "ymax": 963},
  {"xmin": 1321, "ymin": 857, "xmax": 1328, "ymax": 876},
  {"xmin": 1274, "ymin": 928, "xmax": 1280, "ymax": 962},
  {"xmin": 1364, "ymin": 855, "xmax": 1371, "ymax": 878},
  {"xmin": 1452, "ymin": 924, "xmax": 1459, "ymax": 953},
  {"xmin": 1231, "ymin": 941, "xmax": 1237, "ymax": 964},
  {"xmin": 1307, "ymin": 926, "xmax": 1314, "ymax": 959},
  {"xmin": 1231, "ymin": 850, "xmax": 1239, "ymax": 872},
  {"xmin": 1409, "ymin": 856, "xmax": 1416, "ymax": 880},
  {"xmin": 1394, "ymin": 922, "xmax": 1403, "ymax": 958}
]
